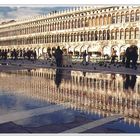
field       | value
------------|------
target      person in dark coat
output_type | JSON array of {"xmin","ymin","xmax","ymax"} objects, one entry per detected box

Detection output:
[
  {"xmin": 54, "ymin": 46, "xmax": 63, "ymax": 67},
  {"xmin": 125, "ymin": 47, "xmax": 131, "ymax": 68},
  {"xmin": 83, "ymin": 50, "xmax": 87, "ymax": 65},
  {"xmin": 131, "ymin": 45, "xmax": 138, "ymax": 70}
]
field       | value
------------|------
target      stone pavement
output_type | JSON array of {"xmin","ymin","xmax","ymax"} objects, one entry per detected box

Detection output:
[{"xmin": 0, "ymin": 59, "xmax": 140, "ymax": 75}]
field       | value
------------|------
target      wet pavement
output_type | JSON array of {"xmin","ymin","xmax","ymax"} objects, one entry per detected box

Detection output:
[{"xmin": 0, "ymin": 68, "xmax": 140, "ymax": 133}]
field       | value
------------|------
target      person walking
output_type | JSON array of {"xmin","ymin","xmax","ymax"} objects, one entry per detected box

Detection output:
[
  {"xmin": 83, "ymin": 50, "xmax": 87, "ymax": 65},
  {"xmin": 111, "ymin": 48, "xmax": 116, "ymax": 63},
  {"xmin": 54, "ymin": 46, "xmax": 63, "ymax": 67},
  {"xmin": 120, "ymin": 50, "xmax": 126, "ymax": 65},
  {"xmin": 125, "ymin": 47, "xmax": 131, "ymax": 68},
  {"xmin": 131, "ymin": 45, "xmax": 138, "ymax": 70}
]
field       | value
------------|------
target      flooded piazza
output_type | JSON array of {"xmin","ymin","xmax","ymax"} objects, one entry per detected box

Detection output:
[
  {"xmin": 0, "ymin": 68, "xmax": 140, "ymax": 133},
  {"xmin": 1, "ymin": 4, "xmax": 140, "ymax": 136}
]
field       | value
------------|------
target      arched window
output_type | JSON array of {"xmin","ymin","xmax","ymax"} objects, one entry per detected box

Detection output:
[
  {"xmin": 95, "ymin": 31, "xmax": 98, "ymax": 40},
  {"xmin": 69, "ymin": 21, "xmax": 72, "ymax": 29},
  {"xmin": 89, "ymin": 17, "xmax": 92, "ymax": 27},
  {"xmin": 103, "ymin": 30, "xmax": 106, "ymax": 40},
  {"xmin": 68, "ymin": 20, "xmax": 70, "ymax": 29},
  {"xmin": 65, "ymin": 34, "xmax": 68, "ymax": 42},
  {"xmin": 78, "ymin": 19, "xmax": 80, "ymax": 28},
  {"xmin": 130, "ymin": 10, "xmax": 135, "ymax": 22},
  {"xmin": 111, "ymin": 29, "xmax": 115, "ymax": 40},
  {"xmin": 62, "ymin": 34, "xmax": 65, "ymax": 42},
  {"xmin": 116, "ymin": 29, "xmax": 119, "ymax": 40},
  {"xmin": 103, "ymin": 15, "xmax": 107, "ymax": 25},
  {"xmin": 88, "ymin": 31, "xmax": 91, "ymax": 41},
  {"xmin": 77, "ymin": 33, "xmax": 80, "ymax": 42},
  {"xmin": 136, "ymin": 10, "xmax": 140, "ymax": 21},
  {"xmin": 72, "ymin": 33, "xmax": 75, "ymax": 42},
  {"xmin": 112, "ymin": 13, "xmax": 116, "ymax": 24},
  {"xmin": 135, "ymin": 27, "xmax": 139, "ymax": 39},
  {"xmin": 62, "ymin": 21, "xmax": 65, "ymax": 30},
  {"xmin": 116, "ymin": 13, "xmax": 121, "ymax": 23},
  {"xmin": 91, "ymin": 31, "xmax": 94, "ymax": 41},
  {"xmin": 68, "ymin": 34, "xmax": 70, "ymax": 42},
  {"xmin": 85, "ymin": 18, "xmax": 89, "ymax": 27},
  {"xmin": 92, "ymin": 17, "xmax": 95, "ymax": 26},
  {"xmin": 81, "ymin": 18, "xmax": 84, "ymax": 27},
  {"xmin": 120, "ymin": 29, "xmax": 124, "ymax": 39},
  {"xmin": 130, "ymin": 28, "xmax": 134, "ymax": 39},
  {"xmin": 107, "ymin": 30, "xmax": 110, "ymax": 40},
  {"xmin": 49, "ymin": 35, "xmax": 51, "ymax": 43},
  {"xmin": 99, "ymin": 16, "xmax": 103, "ymax": 26},
  {"xmin": 125, "ymin": 28, "xmax": 129, "ymax": 39},
  {"xmin": 108, "ymin": 14, "xmax": 111, "ymax": 24},
  {"xmin": 71, "ymin": 20, "xmax": 74, "ymax": 28},
  {"xmin": 121, "ymin": 12, "xmax": 125, "ymax": 23},
  {"xmin": 95, "ymin": 16, "xmax": 99, "ymax": 26},
  {"xmin": 74, "ymin": 33, "xmax": 76, "ymax": 42},
  {"xmin": 80, "ymin": 33, "xmax": 83, "ymax": 41},
  {"xmin": 84, "ymin": 32, "xmax": 88, "ymax": 41},
  {"xmin": 75, "ymin": 19, "xmax": 77, "ymax": 28},
  {"xmin": 71, "ymin": 33, "xmax": 73, "ymax": 42},
  {"xmin": 99, "ymin": 30, "xmax": 102, "ymax": 40},
  {"xmin": 125, "ymin": 11, "xmax": 129, "ymax": 22}
]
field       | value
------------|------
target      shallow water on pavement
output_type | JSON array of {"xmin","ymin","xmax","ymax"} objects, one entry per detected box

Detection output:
[{"xmin": 0, "ymin": 68, "xmax": 140, "ymax": 133}]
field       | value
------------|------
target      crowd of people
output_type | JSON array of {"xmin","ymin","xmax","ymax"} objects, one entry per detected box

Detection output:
[
  {"xmin": 0, "ymin": 45, "xmax": 139, "ymax": 69},
  {"xmin": 125, "ymin": 45, "xmax": 138, "ymax": 69},
  {"xmin": 0, "ymin": 49, "xmax": 37, "ymax": 60},
  {"xmin": 111, "ymin": 45, "xmax": 138, "ymax": 69}
]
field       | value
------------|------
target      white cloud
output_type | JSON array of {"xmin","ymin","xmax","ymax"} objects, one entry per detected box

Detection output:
[
  {"xmin": 6, "ymin": 7, "xmax": 42, "ymax": 20},
  {"xmin": 0, "ymin": 6, "xmax": 72, "ymax": 21}
]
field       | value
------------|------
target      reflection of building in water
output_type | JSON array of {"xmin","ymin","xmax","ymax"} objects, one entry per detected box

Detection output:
[
  {"xmin": 1, "ymin": 69, "xmax": 140, "ymax": 126},
  {"xmin": 123, "ymin": 74, "xmax": 137, "ymax": 91},
  {"xmin": 1, "ymin": 6, "xmax": 140, "ymax": 60}
]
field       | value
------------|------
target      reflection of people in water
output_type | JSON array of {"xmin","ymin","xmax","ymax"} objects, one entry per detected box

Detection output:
[
  {"xmin": 123, "ymin": 74, "xmax": 137, "ymax": 91},
  {"xmin": 55, "ymin": 69, "xmax": 63, "ymax": 88},
  {"xmin": 83, "ymin": 71, "xmax": 86, "ymax": 77},
  {"xmin": 110, "ymin": 74, "xmax": 116, "ymax": 91}
]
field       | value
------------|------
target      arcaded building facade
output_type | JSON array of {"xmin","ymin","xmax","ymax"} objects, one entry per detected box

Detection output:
[{"xmin": 0, "ymin": 6, "xmax": 140, "ymax": 60}]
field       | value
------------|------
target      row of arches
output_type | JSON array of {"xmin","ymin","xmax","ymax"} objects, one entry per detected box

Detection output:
[
  {"xmin": 0, "ymin": 27, "xmax": 139, "ymax": 46},
  {"xmin": 0, "ymin": 44, "xmax": 136, "ymax": 60},
  {"xmin": 0, "ymin": 9, "xmax": 140, "ymax": 38}
]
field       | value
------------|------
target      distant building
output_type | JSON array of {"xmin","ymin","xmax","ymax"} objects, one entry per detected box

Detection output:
[{"xmin": 0, "ymin": 6, "xmax": 140, "ymax": 60}]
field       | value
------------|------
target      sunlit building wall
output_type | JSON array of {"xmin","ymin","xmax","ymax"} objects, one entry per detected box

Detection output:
[{"xmin": 0, "ymin": 6, "xmax": 140, "ymax": 59}]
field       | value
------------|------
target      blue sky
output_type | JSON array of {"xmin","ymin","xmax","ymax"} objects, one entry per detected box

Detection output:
[{"xmin": 0, "ymin": 6, "xmax": 73, "ymax": 21}]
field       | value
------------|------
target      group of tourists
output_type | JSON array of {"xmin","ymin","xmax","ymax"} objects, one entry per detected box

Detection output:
[
  {"xmin": 0, "ymin": 45, "xmax": 139, "ymax": 70},
  {"xmin": 0, "ymin": 49, "xmax": 37, "ymax": 60},
  {"xmin": 111, "ymin": 45, "xmax": 138, "ymax": 69},
  {"xmin": 125, "ymin": 45, "xmax": 138, "ymax": 69}
]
